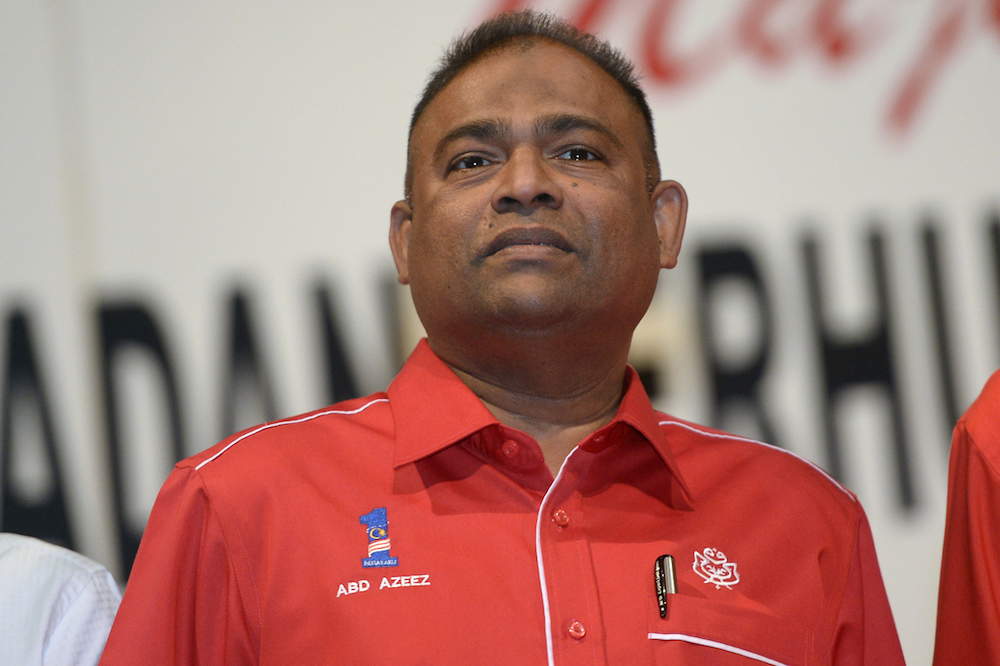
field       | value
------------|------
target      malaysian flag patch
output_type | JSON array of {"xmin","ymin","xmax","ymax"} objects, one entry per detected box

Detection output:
[{"xmin": 359, "ymin": 507, "xmax": 399, "ymax": 568}]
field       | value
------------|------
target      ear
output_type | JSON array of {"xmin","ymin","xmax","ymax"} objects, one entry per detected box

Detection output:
[
  {"xmin": 651, "ymin": 180, "xmax": 688, "ymax": 269},
  {"xmin": 389, "ymin": 200, "xmax": 413, "ymax": 285}
]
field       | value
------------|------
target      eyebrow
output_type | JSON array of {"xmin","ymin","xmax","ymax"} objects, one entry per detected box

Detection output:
[
  {"xmin": 432, "ymin": 113, "xmax": 623, "ymax": 164},
  {"xmin": 433, "ymin": 118, "xmax": 512, "ymax": 164},
  {"xmin": 533, "ymin": 114, "xmax": 623, "ymax": 151}
]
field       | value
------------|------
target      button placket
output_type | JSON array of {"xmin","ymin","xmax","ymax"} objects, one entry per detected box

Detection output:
[{"xmin": 538, "ymin": 450, "xmax": 602, "ymax": 662}]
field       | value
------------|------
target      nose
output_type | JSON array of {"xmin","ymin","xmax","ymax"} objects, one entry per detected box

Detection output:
[{"xmin": 491, "ymin": 147, "xmax": 563, "ymax": 215}]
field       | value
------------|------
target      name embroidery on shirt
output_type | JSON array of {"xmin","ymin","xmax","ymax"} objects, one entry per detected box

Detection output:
[
  {"xmin": 693, "ymin": 547, "xmax": 740, "ymax": 589},
  {"xmin": 336, "ymin": 574, "xmax": 431, "ymax": 598},
  {"xmin": 359, "ymin": 507, "xmax": 399, "ymax": 568}
]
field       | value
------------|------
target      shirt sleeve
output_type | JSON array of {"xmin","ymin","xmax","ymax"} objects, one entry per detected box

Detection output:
[
  {"xmin": 99, "ymin": 466, "xmax": 257, "ymax": 665},
  {"xmin": 932, "ymin": 420, "xmax": 1000, "ymax": 664},
  {"xmin": 830, "ymin": 507, "xmax": 906, "ymax": 664}
]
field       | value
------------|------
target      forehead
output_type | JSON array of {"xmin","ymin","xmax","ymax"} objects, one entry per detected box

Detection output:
[{"xmin": 411, "ymin": 40, "xmax": 646, "ymax": 154}]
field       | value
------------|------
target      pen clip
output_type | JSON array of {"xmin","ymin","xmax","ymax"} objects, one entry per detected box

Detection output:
[{"xmin": 654, "ymin": 554, "xmax": 677, "ymax": 619}]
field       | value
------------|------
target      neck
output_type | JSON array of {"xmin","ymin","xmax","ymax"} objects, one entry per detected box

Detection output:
[{"xmin": 431, "ymin": 334, "xmax": 630, "ymax": 476}]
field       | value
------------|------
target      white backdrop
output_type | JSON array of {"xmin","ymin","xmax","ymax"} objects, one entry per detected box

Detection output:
[{"xmin": 2, "ymin": 1, "xmax": 1000, "ymax": 662}]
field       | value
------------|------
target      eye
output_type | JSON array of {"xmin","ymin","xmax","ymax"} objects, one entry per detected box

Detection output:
[
  {"xmin": 451, "ymin": 154, "xmax": 493, "ymax": 171},
  {"xmin": 556, "ymin": 147, "xmax": 599, "ymax": 162}
]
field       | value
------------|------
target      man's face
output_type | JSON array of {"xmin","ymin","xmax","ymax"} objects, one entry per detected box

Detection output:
[{"xmin": 391, "ymin": 40, "xmax": 686, "ymax": 346}]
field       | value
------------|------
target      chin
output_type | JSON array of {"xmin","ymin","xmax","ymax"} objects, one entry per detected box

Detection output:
[{"xmin": 488, "ymin": 297, "xmax": 585, "ymax": 335}]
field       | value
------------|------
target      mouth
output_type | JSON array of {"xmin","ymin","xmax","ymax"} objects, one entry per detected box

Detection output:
[{"xmin": 481, "ymin": 227, "xmax": 574, "ymax": 259}]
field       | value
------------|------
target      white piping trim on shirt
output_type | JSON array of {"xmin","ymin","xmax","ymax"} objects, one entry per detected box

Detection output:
[
  {"xmin": 194, "ymin": 398, "xmax": 390, "ymax": 470},
  {"xmin": 658, "ymin": 419, "xmax": 854, "ymax": 501},
  {"xmin": 535, "ymin": 448, "xmax": 579, "ymax": 666},
  {"xmin": 647, "ymin": 633, "xmax": 789, "ymax": 666}
]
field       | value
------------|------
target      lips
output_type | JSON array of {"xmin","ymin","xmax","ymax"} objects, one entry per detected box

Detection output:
[{"xmin": 481, "ymin": 226, "xmax": 574, "ymax": 259}]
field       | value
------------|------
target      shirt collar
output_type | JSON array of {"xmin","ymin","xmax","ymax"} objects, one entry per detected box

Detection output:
[
  {"xmin": 612, "ymin": 365, "xmax": 694, "ymax": 509},
  {"xmin": 388, "ymin": 339, "xmax": 693, "ymax": 508},
  {"xmin": 388, "ymin": 340, "xmax": 499, "ymax": 468}
]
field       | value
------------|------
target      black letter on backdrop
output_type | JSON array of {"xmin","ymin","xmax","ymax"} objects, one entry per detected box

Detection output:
[
  {"xmin": 315, "ymin": 283, "xmax": 359, "ymax": 405},
  {"xmin": 220, "ymin": 289, "xmax": 277, "ymax": 439},
  {"xmin": 0, "ymin": 309, "xmax": 74, "ymax": 548},
  {"xmin": 803, "ymin": 229, "xmax": 915, "ymax": 509},
  {"xmin": 99, "ymin": 302, "xmax": 185, "ymax": 577},
  {"xmin": 696, "ymin": 245, "xmax": 778, "ymax": 446}
]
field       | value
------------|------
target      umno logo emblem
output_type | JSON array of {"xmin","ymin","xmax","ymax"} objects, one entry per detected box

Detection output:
[{"xmin": 693, "ymin": 548, "xmax": 740, "ymax": 589}]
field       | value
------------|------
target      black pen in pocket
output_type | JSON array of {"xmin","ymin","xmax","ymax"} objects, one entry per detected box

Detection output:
[{"xmin": 654, "ymin": 554, "xmax": 677, "ymax": 618}]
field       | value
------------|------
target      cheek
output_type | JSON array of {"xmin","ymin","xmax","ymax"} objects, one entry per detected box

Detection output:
[
  {"xmin": 589, "ymin": 201, "xmax": 659, "ymax": 263},
  {"xmin": 414, "ymin": 197, "xmax": 485, "ymax": 256},
  {"xmin": 407, "ymin": 219, "xmax": 468, "ymax": 286}
]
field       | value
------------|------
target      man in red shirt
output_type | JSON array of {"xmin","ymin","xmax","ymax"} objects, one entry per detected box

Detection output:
[
  {"xmin": 101, "ymin": 11, "xmax": 904, "ymax": 664},
  {"xmin": 934, "ymin": 370, "xmax": 1000, "ymax": 664}
]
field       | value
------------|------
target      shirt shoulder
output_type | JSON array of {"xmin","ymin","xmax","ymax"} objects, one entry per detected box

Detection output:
[
  {"xmin": 0, "ymin": 533, "xmax": 116, "ymax": 581},
  {"xmin": 956, "ymin": 370, "xmax": 1000, "ymax": 474},
  {"xmin": 180, "ymin": 393, "xmax": 394, "ymax": 475},
  {"xmin": 159, "ymin": 393, "xmax": 398, "ymax": 553},
  {"xmin": 656, "ymin": 414, "xmax": 859, "ymax": 521},
  {"xmin": 0, "ymin": 534, "xmax": 121, "ymax": 666}
]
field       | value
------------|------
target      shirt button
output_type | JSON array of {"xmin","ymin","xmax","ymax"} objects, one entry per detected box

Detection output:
[
  {"xmin": 567, "ymin": 620, "xmax": 586, "ymax": 640},
  {"xmin": 501, "ymin": 440, "xmax": 520, "ymax": 457},
  {"xmin": 552, "ymin": 509, "xmax": 570, "ymax": 527}
]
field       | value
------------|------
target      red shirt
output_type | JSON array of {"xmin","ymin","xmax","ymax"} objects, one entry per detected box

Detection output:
[
  {"xmin": 934, "ymin": 370, "xmax": 1000, "ymax": 664},
  {"xmin": 101, "ymin": 340, "xmax": 903, "ymax": 665}
]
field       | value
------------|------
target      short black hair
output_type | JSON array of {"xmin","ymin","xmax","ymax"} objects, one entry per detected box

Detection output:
[{"xmin": 404, "ymin": 10, "xmax": 658, "ymax": 199}]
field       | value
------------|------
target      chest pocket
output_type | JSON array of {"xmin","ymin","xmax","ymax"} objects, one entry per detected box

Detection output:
[{"xmin": 647, "ymin": 594, "xmax": 814, "ymax": 666}]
